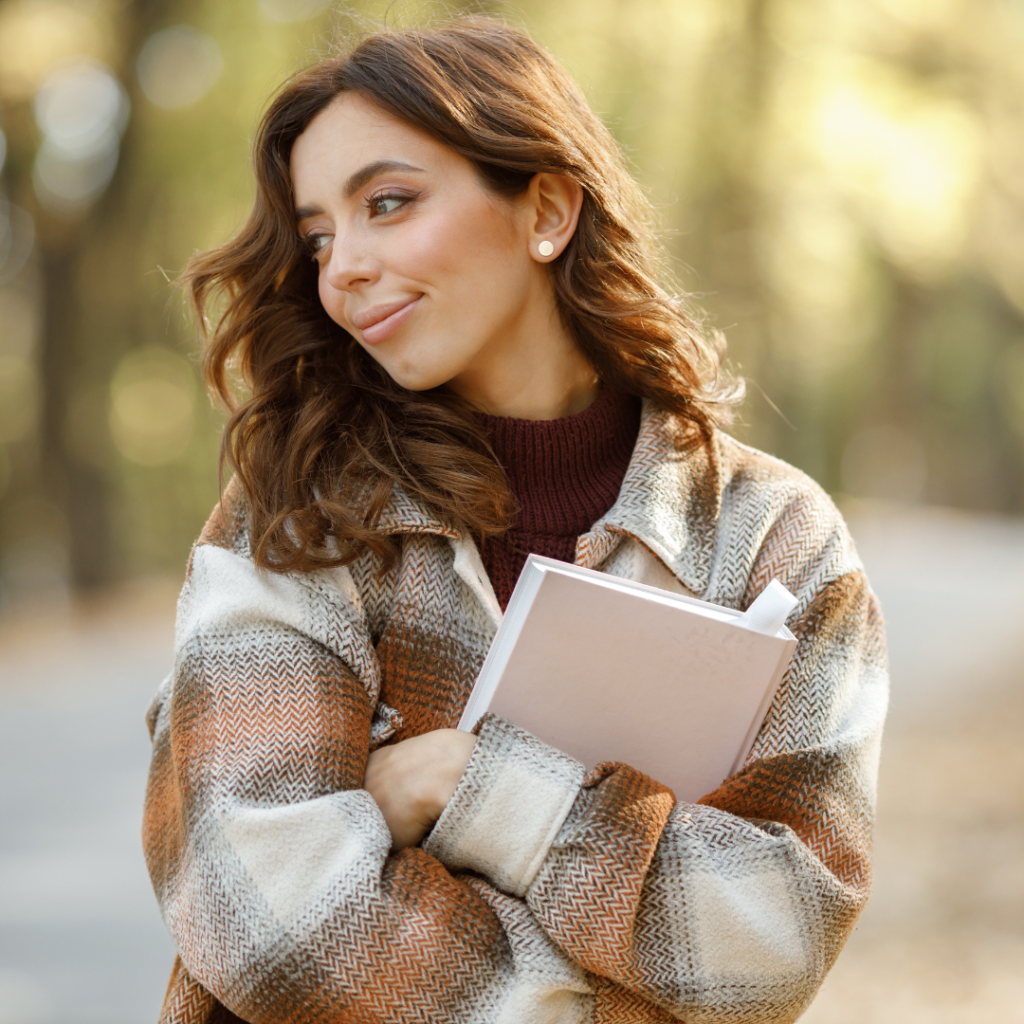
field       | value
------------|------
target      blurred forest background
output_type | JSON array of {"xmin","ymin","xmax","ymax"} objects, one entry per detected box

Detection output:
[{"xmin": 0, "ymin": 0, "xmax": 1022, "ymax": 600}]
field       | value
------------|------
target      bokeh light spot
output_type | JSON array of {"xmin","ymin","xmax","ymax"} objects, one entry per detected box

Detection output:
[
  {"xmin": 34, "ymin": 60, "xmax": 128, "ymax": 154},
  {"xmin": 0, "ymin": 2, "xmax": 105, "ymax": 101},
  {"xmin": 109, "ymin": 349, "xmax": 196, "ymax": 466},
  {"xmin": 815, "ymin": 76, "xmax": 979, "ymax": 279},
  {"xmin": 137, "ymin": 27, "xmax": 223, "ymax": 110},
  {"xmin": 0, "ymin": 196, "xmax": 35, "ymax": 285},
  {"xmin": 32, "ymin": 61, "xmax": 129, "ymax": 216},
  {"xmin": 257, "ymin": 0, "xmax": 332, "ymax": 24},
  {"xmin": 33, "ymin": 141, "xmax": 119, "ymax": 211}
]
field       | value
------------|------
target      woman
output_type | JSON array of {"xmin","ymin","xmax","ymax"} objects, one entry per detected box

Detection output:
[{"xmin": 144, "ymin": 17, "xmax": 887, "ymax": 1024}]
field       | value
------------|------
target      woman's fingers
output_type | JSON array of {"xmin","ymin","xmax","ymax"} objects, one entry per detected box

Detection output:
[{"xmin": 364, "ymin": 729, "xmax": 477, "ymax": 849}]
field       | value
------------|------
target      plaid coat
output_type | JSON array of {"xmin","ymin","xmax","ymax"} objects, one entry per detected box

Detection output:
[{"xmin": 144, "ymin": 403, "xmax": 888, "ymax": 1024}]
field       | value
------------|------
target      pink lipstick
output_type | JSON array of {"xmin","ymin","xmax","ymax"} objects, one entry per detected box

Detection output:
[{"xmin": 355, "ymin": 296, "xmax": 422, "ymax": 345}]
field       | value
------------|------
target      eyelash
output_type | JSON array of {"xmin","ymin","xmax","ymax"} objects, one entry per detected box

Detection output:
[
  {"xmin": 365, "ymin": 190, "xmax": 415, "ymax": 217},
  {"xmin": 301, "ymin": 191, "xmax": 416, "ymax": 260}
]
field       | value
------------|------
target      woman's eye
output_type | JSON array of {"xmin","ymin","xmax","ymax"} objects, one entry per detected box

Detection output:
[
  {"xmin": 369, "ymin": 195, "xmax": 406, "ymax": 217},
  {"xmin": 306, "ymin": 233, "xmax": 331, "ymax": 256}
]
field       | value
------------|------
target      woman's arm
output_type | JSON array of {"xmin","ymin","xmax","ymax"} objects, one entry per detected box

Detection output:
[
  {"xmin": 423, "ymin": 495, "xmax": 888, "ymax": 1023},
  {"xmin": 143, "ymin": 491, "xmax": 594, "ymax": 1024}
]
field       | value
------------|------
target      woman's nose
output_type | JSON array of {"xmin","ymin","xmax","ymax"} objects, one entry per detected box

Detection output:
[{"xmin": 323, "ymin": 237, "xmax": 381, "ymax": 291}]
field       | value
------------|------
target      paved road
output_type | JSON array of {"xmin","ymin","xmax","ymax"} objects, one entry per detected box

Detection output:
[
  {"xmin": 0, "ymin": 501, "xmax": 1022, "ymax": 1023},
  {"xmin": 804, "ymin": 503, "xmax": 1024, "ymax": 1024},
  {"xmin": 0, "ymin": 587, "xmax": 177, "ymax": 1024}
]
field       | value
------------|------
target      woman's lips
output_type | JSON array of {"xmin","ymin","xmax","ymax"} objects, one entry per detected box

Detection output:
[{"xmin": 356, "ymin": 296, "xmax": 422, "ymax": 345}]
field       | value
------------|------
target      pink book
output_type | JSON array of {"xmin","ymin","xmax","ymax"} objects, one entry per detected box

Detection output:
[{"xmin": 459, "ymin": 555, "xmax": 798, "ymax": 802}]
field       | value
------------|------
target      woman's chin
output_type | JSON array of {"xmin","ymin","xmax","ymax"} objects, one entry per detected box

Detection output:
[
  {"xmin": 369, "ymin": 342, "xmax": 476, "ymax": 393},
  {"xmin": 379, "ymin": 361, "xmax": 458, "ymax": 394}
]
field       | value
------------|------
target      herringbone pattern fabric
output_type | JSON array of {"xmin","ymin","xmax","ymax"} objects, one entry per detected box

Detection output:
[{"xmin": 144, "ymin": 403, "xmax": 887, "ymax": 1023}]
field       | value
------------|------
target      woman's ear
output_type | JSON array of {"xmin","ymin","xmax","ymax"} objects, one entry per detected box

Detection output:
[{"xmin": 526, "ymin": 173, "xmax": 584, "ymax": 262}]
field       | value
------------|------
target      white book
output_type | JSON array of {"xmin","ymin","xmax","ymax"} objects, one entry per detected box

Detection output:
[{"xmin": 459, "ymin": 555, "xmax": 798, "ymax": 803}]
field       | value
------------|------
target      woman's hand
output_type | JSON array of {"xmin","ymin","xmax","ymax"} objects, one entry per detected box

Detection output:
[{"xmin": 363, "ymin": 729, "xmax": 477, "ymax": 850}]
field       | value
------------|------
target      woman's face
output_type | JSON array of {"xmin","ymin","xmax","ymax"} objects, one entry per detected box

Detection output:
[{"xmin": 291, "ymin": 92, "xmax": 544, "ymax": 394}]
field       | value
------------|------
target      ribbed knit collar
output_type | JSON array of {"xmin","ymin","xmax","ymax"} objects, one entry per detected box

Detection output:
[
  {"xmin": 373, "ymin": 399, "xmax": 723, "ymax": 597},
  {"xmin": 475, "ymin": 389, "xmax": 641, "ymax": 536}
]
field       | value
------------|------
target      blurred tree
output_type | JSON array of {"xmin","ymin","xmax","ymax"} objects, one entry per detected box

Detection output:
[
  {"xmin": 1, "ymin": 0, "xmax": 181, "ymax": 592},
  {"xmin": 0, "ymin": 0, "xmax": 320, "ymax": 600},
  {"xmin": 526, "ymin": 0, "xmax": 1024, "ymax": 505},
  {"xmin": 36, "ymin": 2, "xmax": 175, "ymax": 589}
]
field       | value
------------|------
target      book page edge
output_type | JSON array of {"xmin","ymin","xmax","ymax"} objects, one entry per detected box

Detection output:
[
  {"xmin": 727, "ymin": 636, "xmax": 799, "ymax": 777},
  {"xmin": 457, "ymin": 560, "xmax": 548, "ymax": 730}
]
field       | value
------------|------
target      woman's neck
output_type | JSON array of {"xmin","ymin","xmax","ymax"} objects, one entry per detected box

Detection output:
[{"xmin": 445, "ymin": 280, "xmax": 600, "ymax": 420}]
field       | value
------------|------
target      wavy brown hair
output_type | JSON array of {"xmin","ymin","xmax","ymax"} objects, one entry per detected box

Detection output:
[{"xmin": 185, "ymin": 16, "xmax": 739, "ymax": 574}]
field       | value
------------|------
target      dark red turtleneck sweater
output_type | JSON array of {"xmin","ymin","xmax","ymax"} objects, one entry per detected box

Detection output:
[{"xmin": 476, "ymin": 389, "xmax": 642, "ymax": 610}]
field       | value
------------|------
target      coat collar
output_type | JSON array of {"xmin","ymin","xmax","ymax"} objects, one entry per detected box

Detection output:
[
  {"xmin": 373, "ymin": 484, "xmax": 460, "ymax": 538},
  {"xmin": 580, "ymin": 402, "xmax": 721, "ymax": 596},
  {"xmin": 374, "ymin": 400, "xmax": 722, "ymax": 596}
]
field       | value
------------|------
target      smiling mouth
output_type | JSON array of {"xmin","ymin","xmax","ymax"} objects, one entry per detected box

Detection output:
[{"xmin": 356, "ymin": 296, "xmax": 422, "ymax": 345}]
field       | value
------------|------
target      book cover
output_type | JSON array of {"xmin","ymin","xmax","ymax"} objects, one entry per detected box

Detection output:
[{"xmin": 459, "ymin": 556, "xmax": 797, "ymax": 803}]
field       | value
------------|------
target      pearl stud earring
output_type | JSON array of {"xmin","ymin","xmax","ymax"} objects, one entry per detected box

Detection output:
[{"xmin": 538, "ymin": 240, "xmax": 554, "ymax": 257}]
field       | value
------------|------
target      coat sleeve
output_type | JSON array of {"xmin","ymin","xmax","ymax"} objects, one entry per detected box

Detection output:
[
  {"xmin": 423, "ymin": 492, "xmax": 888, "ymax": 1023},
  {"xmin": 143, "ymin": 495, "xmax": 594, "ymax": 1024}
]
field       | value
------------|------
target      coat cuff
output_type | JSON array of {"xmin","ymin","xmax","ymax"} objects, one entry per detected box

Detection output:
[{"xmin": 423, "ymin": 714, "xmax": 585, "ymax": 897}]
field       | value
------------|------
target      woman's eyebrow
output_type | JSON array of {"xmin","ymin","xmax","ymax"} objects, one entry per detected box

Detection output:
[
  {"xmin": 343, "ymin": 159, "xmax": 425, "ymax": 198},
  {"xmin": 295, "ymin": 160, "xmax": 426, "ymax": 220}
]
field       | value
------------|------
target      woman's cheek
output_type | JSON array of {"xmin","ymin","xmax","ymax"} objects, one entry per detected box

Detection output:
[
  {"xmin": 318, "ymin": 275, "xmax": 346, "ymax": 329},
  {"xmin": 393, "ymin": 227, "xmax": 448, "ymax": 284}
]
